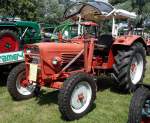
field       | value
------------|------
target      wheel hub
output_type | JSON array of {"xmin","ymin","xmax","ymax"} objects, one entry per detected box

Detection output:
[
  {"xmin": 20, "ymin": 79, "xmax": 29, "ymax": 87},
  {"xmin": 78, "ymin": 93, "xmax": 84, "ymax": 101},
  {"xmin": 5, "ymin": 43, "xmax": 11, "ymax": 48},
  {"xmin": 0, "ymin": 34, "xmax": 19, "ymax": 53},
  {"xmin": 141, "ymin": 100, "xmax": 150, "ymax": 123},
  {"xmin": 16, "ymin": 71, "xmax": 36, "ymax": 96},
  {"xmin": 70, "ymin": 81, "xmax": 92, "ymax": 114},
  {"xmin": 130, "ymin": 53, "xmax": 144, "ymax": 85},
  {"xmin": 131, "ymin": 64, "xmax": 137, "ymax": 73}
]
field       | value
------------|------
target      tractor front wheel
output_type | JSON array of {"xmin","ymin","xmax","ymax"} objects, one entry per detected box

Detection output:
[
  {"xmin": 58, "ymin": 72, "xmax": 96, "ymax": 120},
  {"xmin": 128, "ymin": 86, "xmax": 150, "ymax": 123},
  {"xmin": 7, "ymin": 63, "xmax": 36, "ymax": 100},
  {"xmin": 113, "ymin": 42, "xmax": 146, "ymax": 92}
]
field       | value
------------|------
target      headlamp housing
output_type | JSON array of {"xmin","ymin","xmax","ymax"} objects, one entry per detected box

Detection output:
[{"xmin": 52, "ymin": 57, "xmax": 62, "ymax": 66}]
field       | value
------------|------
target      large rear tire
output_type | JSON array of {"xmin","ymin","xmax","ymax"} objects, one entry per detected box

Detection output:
[
  {"xmin": 7, "ymin": 63, "xmax": 36, "ymax": 100},
  {"xmin": 0, "ymin": 29, "xmax": 19, "ymax": 53},
  {"xmin": 58, "ymin": 72, "xmax": 96, "ymax": 121},
  {"xmin": 113, "ymin": 42, "xmax": 146, "ymax": 92},
  {"xmin": 128, "ymin": 87, "xmax": 150, "ymax": 123}
]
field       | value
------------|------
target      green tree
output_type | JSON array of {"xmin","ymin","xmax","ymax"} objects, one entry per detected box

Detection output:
[
  {"xmin": 36, "ymin": 0, "xmax": 65, "ymax": 24},
  {"xmin": 0, "ymin": 0, "xmax": 38, "ymax": 20},
  {"xmin": 109, "ymin": 0, "xmax": 127, "ymax": 5}
]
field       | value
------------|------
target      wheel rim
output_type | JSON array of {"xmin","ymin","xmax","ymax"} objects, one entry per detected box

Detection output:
[
  {"xmin": 141, "ymin": 99, "xmax": 150, "ymax": 123},
  {"xmin": 130, "ymin": 53, "xmax": 144, "ymax": 85},
  {"xmin": 0, "ymin": 34, "xmax": 19, "ymax": 53},
  {"xmin": 16, "ymin": 71, "xmax": 36, "ymax": 96},
  {"xmin": 70, "ymin": 81, "xmax": 92, "ymax": 114}
]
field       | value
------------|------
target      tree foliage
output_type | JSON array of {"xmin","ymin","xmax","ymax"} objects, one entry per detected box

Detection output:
[
  {"xmin": 0, "ymin": 0, "xmax": 65, "ymax": 23},
  {"xmin": 109, "ymin": 0, "xmax": 127, "ymax": 5},
  {"xmin": 0, "ymin": 0, "xmax": 149, "ymax": 24},
  {"xmin": 110, "ymin": 0, "xmax": 150, "ymax": 14},
  {"xmin": 36, "ymin": 0, "xmax": 65, "ymax": 24},
  {"xmin": 0, "ymin": 0, "xmax": 37, "ymax": 20}
]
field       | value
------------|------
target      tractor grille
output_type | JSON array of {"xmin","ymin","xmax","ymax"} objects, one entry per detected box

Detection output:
[
  {"xmin": 26, "ymin": 55, "xmax": 40, "ymax": 64},
  {"xmin": 61, "ymin": 53, "xmax": 83, "ymax": 64}
]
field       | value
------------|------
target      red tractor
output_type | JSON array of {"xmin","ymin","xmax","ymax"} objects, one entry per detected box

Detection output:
[{"xmin": 7, "ymin": 1, "xmax": 147, "ymax": 120}]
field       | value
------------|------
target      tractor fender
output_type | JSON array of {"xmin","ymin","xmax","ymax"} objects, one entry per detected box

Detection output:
[
  {"xmin": 113, "ymin": 35, "xmax": 146, "ymax": 48},
  {"xmin": 0, "ymin": 26, "xmax": 18, "ymax": 32}
]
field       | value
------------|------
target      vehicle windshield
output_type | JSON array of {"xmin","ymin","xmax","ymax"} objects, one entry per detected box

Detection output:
[
  {"xmin": 63, "ymin": 25, "xmax": 78, "ymax": 39},
  {"xmin": 83, "ymin": 25, "xmax": 96, "ymax": 35},
  {"xmin": 63, "ymin": 24, "xmax": 97, "ymax": 39}
]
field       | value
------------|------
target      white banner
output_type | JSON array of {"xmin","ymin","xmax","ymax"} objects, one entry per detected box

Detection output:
[{"xmin": 0, "ymin": 51, "xmax": 24, "ymax": 64}]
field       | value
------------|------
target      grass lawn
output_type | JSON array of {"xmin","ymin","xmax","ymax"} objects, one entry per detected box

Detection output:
[{"xmin": 0, "ymin": 57, "xmax": 150, "ymax": 123}]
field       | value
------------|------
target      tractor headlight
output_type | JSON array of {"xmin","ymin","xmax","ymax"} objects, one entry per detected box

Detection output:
[
  {"xmin": 52, "ymin": 59, "xmax": 58, "ymax": 65},
  {"xmin": 52, "ymin": 57, "xmax": 62, "ymax": 66},
  {"xmin": 26, "ymin": 49, "xmax": 31, "ymax": 53}
]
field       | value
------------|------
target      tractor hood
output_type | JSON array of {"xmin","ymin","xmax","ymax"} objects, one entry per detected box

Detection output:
[
  {"xmin": 35, "ymin": 42, "xmax": 84, "ymax": 53},
  {"xmin": 32, "ymin": 42, "xmax": 84, "ymax": 75},
  {"xmin": 64, "ymin": 1, "xmax": 137, "ymax": 22}
]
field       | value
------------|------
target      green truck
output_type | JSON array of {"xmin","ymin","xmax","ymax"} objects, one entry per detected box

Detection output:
[{"xmin": 0, "ymin": 17, "xmax": 55, "ymax": 83}]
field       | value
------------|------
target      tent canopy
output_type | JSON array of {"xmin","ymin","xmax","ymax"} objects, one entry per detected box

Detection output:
[{"xmin": 64, "ymin": 1, "xmax": 136, "ymax": 22}]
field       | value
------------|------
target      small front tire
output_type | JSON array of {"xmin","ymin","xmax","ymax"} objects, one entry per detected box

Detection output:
[
  {"xmin": 58, "ymin": 72, "xmax": 96, "ymax": 120},
  {"xmin": 7, "ymin": 63, "xmax": 36, "ymax": 100}
]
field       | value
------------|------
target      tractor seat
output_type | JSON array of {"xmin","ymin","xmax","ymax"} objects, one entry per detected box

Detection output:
[
  {"xmin": 97, "ymin": 34, "xmax": 114, "ymax": 50},
  {"xmin": 95, "ymin": 34, "xmax": 114, "ymax": 57}
]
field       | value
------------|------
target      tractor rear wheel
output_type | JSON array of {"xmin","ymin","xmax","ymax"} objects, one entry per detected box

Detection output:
[
  {"xmin": 128, "ymin": 87, "xmax": 150, "ymax": 123},
  {"xmin": 7, "ymin": 63, "xmax": 36, "ymax": 100},
  {"xmin": 0, "ymin": 30, "xmax": 19, "ymax": 53},
  {"xmin": 58, "ymin": 72, "xmax": 96, "ymax": 120},
  {"xmin": 113, "ymin": 42, "xmax": 146, "ymax": 92}
]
